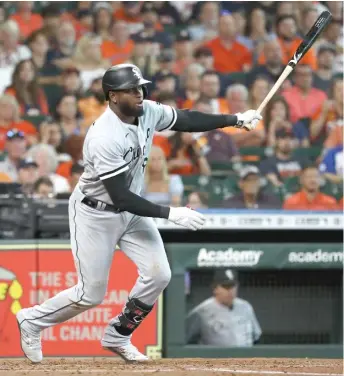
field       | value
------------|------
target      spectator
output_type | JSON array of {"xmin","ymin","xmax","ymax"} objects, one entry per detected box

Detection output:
[
  {"xmin": 46, "ymin": 21, "xmax": 76, "ymax": 69},
  {"xmin": 132, "ymin": 2, "xmax": 173, "ymax": 50},
  {"xmin": 78, "ymin": 77, "xmax": 107, "ymax": 132},
  {"xmin": 186, "ymin": 269, "xmax": 262, "ymax": 346},
  {"xmin": 184, "ymin": 71, "xmax": 227, "ymax": 114},
  {"xmin": 283, "ymin": 166, "xmax": 339, "ymax": 211},
  {"xmin": 193, "ymin": 47, "xmax": 214, "ymax": 71},
  {"xmin": 152, "ymin": 1, "xmax": 183, "ymax": 28},
  {"xmin": 172, "ymin": 30, "xmax": 194, "ymax": 75},
  {"xmin": 26, "ymin": 143, "xmax": 70, "ymax": 194},
  {"xmin": 319, "ymin": 145, "xmax": 343, "ymax": 185},
  {"xmin": 113, "ymin": 1, "xmax": 143, "ymax": 35},
  {"xmin": 258, "ymin": 15, "xmax": 317, "ymax": 70},
  {"xmin": 0, "ymin": 129, "xmax": 27, "ymax": 182},
  {"xmin": 313, "ymin": 44, "xmax": 337, "ymax": 94},
  {"xmin": 60, "ymin": 68, "xmax": 83, "ymax": 97},
  {"xmin": 27, "ymin": 29, "xmax": 60, "ymax": 82},
  {"xmin": 188, "ymin": 2, "xmax": 219, "ymax": 42},
  {"xmin": 33, "ymin": 176, "xmax": 54, "ymax": 198},
  {"xmin": 282, "ymin": 64, "xmax": 327, "ymax": 124},
  {"xmin": 0, "ymin": 94, "xmax": 38, "ymax": 151},
  {"xmin": 143, "ymin": 145, "xmax": 184, "ymax": 206},
  {"xmin": 310, "ymin": 76, "xmax": 343, "ymax": 144},
  {"xmin": 206, "ymin": 13, "xmax": 252, "ymax": 73},
  {"xmin": 10, "ymin": 1, "xmax": 43, "ymax": 41},
  {"xmin": 101, "ymin": 20, "xmax": 134, "ymax": 65},
  {"xmin": 69, "ymin": 162, "xmax": 84, "ymax": 192},
  {"xmin": 39, "ymin": 119, "xmax": 63, "ymax": 153},
  {"xmin": 245, "ymin": 7, "xmax": 273, "ymax": 58},
  {"xmin": 248, "ymin": 75, "xmax": 270, "ymax": 113},
  {"xmin": 222, "ymin": 84, "xmax": 265, "ymax": 147},
  {"xmin": 232, "ymin": 9, "xmax": 252, "ymax": 50},
  {"xmin": 222, "ymin": 165, "xmax": 281, "ymax": 209},
  {"xmin": 56, "ymin": 134, "xmax": 84, "ymax": 180},
  {"xmin": 260, "ymin": 129, "xmax": 309, "ymax": 188},
  {"xmin": 5, "ymin": 59, "xmax": 49, "ymax": 116},
  {"xmin": 152, "ymin": 49, "xmax": 175, "ymax": 81},
  {"xmin": 93, "ymin": 2, "xmax": 113, "ymax": 41},
  {"xmin": 264, "ymin": 96, "xmax": 307, "ymax": 148},
  {"xmin": 0, "ymin": 20, "xmax": 32, "ymax": 69},
  {"xmin": 165, "ymin": 132, "xmax": 211, "ymax": 176},
  {"xmin": 299, "ymin": 7, "xmax": 319, "ymax": 39},
  {"xmin": 41, "ymin": 4, "xmax": 62, "ymax": 43},
  {"xmin": 55, "ymin": 94, "xmax": 81, "ymax": 138},
  {"xmin": 318, "ymin": 19, "xmax": 343, "ymax": 52},
  {"xmin": 178, "ymin": 63, "xmax": 204, "ymax": 106},
  {"xmin": 191, "ymin": 100, "xmax": 239, "ymax": 163},
  {"xmin": 0, "ymin": 4, "xmax": 6, "ymax": 23},
  {"xmin": 67, "ymin": 34, "xmax": 109, "ymax": 91},
  {"xmin": 17, "ymin": 157, "xmax": 39, "ymax": 196},
  {"xmin": 153, "ymin": 72, "xmax": 178, "ymax": 98},
  {"xmin": 248, "ymin": 38, "xmax": 284, "ymax": 86},
  {"xmin": 186, "ymin": 191, "xmax": 209, "ymax": 209}
]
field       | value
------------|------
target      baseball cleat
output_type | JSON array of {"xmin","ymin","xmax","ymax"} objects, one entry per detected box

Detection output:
[
  {"xmin": 103, "ymin": 343, "xmax": 149, "ymax": 363},
  {"xmin": 16, "ymin": 309, "xmax": 43, "ymax": 363}
]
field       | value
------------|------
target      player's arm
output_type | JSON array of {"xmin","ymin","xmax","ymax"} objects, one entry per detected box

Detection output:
[
  {"xmin": 91, "ymin": 137, "xmax": 205, "ymax": 230},
  {"xmin": 172, "ymin": 109, "xmax": 262, "ymax": 132}
]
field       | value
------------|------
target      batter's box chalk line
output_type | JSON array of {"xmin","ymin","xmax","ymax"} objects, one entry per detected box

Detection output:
[{"xmin": 2, "ymin": 368, "xmax": 342, "ymax": 376}]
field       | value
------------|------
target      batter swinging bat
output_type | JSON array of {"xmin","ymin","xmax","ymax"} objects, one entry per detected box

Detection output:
[{"xmin": 257, "ymin": 10, "xmax": 333, "ymax": 114}]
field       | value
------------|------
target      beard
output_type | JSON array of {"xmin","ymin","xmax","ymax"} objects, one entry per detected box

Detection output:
[{"xmin": 119, "ymin": 102, "xmax": 144, "ymax": 117}]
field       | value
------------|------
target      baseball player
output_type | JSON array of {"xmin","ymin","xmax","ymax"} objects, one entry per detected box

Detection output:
[{"xmin": 16, "ymin": 64, "xmax": 262, "ymax": 363}]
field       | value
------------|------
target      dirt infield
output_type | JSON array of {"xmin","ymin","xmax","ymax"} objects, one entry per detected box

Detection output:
[{"xmin": 0, "ymin": 358, "xmax": 342, "ymax": 376}]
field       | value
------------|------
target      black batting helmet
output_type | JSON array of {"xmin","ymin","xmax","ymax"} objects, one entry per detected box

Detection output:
[{"xmin": 102, "ymin": 64, "xmax": 151, "ymax": 100}]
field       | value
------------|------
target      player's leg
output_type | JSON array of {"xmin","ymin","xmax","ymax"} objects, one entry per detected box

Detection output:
[
  {"xmin": 17, "ymin": 189, "xmax": 121, "ymax": 362},
  {"xmin": 102, "ymin": 215, "xmax": 170, "ymax": 357}
]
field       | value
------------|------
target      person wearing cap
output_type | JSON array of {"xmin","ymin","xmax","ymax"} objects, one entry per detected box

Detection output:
[
  {"xmin": 17, "ymin": 158, "xmax": 39, "ymax": 196},
  {"xmin": 0, "ymin": 129, "xmax": 27, "ymax": 182},
  {"xmin": 222, "ymin": 165, "xmax": 281, "ymax": 209},
  {"xmin": 173, "ymin": 30, "xmax": 194, "ymax": 75},
  {"xmin": 313, "ymin": 44, "xmax": 337, "ymax": 93},
  {"xmin": 186, "ymin": 269, "xmax": 262, "ymax": 346},
  {"xmin": 132, "ymin": 2, "xmax": 172, "ymax": 50},
  {"xmin": 260, "ymin": 129, "xmax": 309, "ymax": 188}
]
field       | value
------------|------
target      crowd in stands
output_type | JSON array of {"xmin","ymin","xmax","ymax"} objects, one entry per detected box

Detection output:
[{"xmin": 0, "ymin": 1, "xmax": 342, "ymax": 211}]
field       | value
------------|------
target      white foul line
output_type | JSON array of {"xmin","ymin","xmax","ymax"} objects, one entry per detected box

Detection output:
[{"xmin": 0, "ymin": 367, "xmax": 341, "ymax": 376}]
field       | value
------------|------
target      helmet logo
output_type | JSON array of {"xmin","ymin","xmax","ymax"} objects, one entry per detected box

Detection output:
[{"xmin": 132, "ymin": 67, "xmax": 142, "ymax": 79}]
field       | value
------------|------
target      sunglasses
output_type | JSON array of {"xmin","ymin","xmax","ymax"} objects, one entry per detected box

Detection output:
[{"xmin": 7, "ymin": 129, "xmax": 24, "ymax": 139}]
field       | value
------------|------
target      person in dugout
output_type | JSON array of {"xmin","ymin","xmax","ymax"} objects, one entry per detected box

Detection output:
[{"xmin": 186, "ymin": 269, "xmax": 261, "ymax": 346}]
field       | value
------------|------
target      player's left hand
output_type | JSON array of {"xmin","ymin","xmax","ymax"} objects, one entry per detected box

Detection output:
[{"xmin": 235, "ymin": 110, "xmax": 263, "ymax": 131}]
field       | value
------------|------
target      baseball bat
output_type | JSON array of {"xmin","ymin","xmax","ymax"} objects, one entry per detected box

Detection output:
[{"xmin": 257, "ymin": 10, "xmax": 333, "ymax": 114}]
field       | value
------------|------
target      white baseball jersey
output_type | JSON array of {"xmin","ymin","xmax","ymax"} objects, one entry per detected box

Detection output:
[{"xmin": 79, "ymin": 100, "xmax": 177, "ymax": 205}]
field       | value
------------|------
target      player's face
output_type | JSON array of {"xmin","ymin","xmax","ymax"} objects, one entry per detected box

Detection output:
[
  {"xmin": 214, "ymin": 285, "xmax": 237, "ymax": 306},
  {"xmin": 112, "ymin": 86, "xmax": 144, "ymax": 117}
]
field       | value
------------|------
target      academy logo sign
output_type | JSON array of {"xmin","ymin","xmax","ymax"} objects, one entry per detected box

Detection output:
[
  {"xmin": 288, "ymin": 249, "xmax": 343, "ymax": 264},
  {"xmin": 197, "ymin": 247, "xmax": 264, "ymax": 267}
]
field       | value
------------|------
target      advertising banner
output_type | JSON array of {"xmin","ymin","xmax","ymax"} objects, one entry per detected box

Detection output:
[{"xmin": 0, "ymin": 243, "xmax": 162, "ymax": 358}]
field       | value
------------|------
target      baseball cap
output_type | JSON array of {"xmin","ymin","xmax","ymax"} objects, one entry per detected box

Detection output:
[
  {"xmin": 213, "ymin": 269, "xmax": 238, "ymax": 288},
  {"xmin": 317, "ymin": 43, "xmax": 337, "ymax": 56},
  {"xmin": 194, "ymin": 47, "xmax": 213, "ymax": 59},
  {"xmin": 175, "ymin": 30, "xmax": 191, "ymax": 42},
  {"xmin": 132, "ymin": 31, "xmax": 154, "ymax": 44},
  {"xmin": 276, "ymin": 128, "xmax": 294, "ymax": 139},
  {"xmin": 6, "ymin": 129, "xmax": 25, "ymax": 140},
  {"xmin": 155, "ymin": 71, "xmax": 177, "ymax": 82},
  {"xmin": 18, "ymin": 158, "xmax": 38, "ymax": 169},
  {"xmin": 239, "ymin": 165, "xmax": 260, "ymax": 180}
]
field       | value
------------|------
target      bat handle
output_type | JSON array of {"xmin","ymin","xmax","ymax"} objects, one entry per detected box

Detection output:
[{"xmin": 256, "ymin": 65, "xmax": 294, "ymax": 115}]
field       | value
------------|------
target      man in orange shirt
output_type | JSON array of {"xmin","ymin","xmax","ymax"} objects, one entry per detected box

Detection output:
[
  {"xmin": 282, "ymin": 64, "xmax": 327, "ymax": 124},
  {"xmin": 183, "ymin": 71, "xmax": 227, "ymax": 114},
  {"xmin": 101, "ymin": 20, "xmax": 134, "ymax": 65},
  {"xmin": 205, "ymin": 13, "xmax": 252, "ymax": 73},
  {"xmin": 10, "ymin": 1, "xmax": 43, "ymax": 40},
  {"xmin": 283, "ymin": 166, "xmax": 339, "ymax": 211}
]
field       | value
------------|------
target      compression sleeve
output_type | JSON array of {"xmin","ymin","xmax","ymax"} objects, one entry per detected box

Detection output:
[
  {"xmin": 102, "ymin": 172, "xmax": 170, "ymax": 219},
  {"xmin": 172, "ymin": 109, "xmax": 238, "ymax": 132}
]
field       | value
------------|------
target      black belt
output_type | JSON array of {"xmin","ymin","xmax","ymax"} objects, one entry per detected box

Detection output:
[{"xmin": 81, "ymin": 197, "xmax": 122, "ymax": 213}]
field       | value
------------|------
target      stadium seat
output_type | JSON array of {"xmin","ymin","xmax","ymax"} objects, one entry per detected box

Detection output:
[{"xmin": 22, "ymin": 115, "xmax": 48, "ymax": 129}]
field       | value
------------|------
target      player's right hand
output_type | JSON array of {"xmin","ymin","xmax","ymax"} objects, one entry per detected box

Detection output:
[
  {"xmin": 168, "ymin": 207, "xmax": 206, "ymax": 231},
  {"xmin": 235, "ymin": 110, "xmax": 262, "ymax": 131}
]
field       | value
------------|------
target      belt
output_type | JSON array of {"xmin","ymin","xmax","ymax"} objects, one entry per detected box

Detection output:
[{"xmin": 81, "ymin": 196, "xmax": 122, "ymax": 213}]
